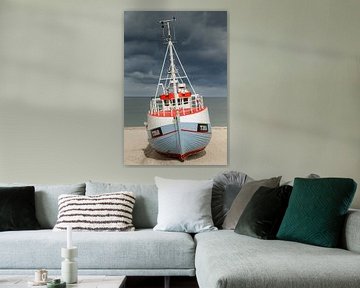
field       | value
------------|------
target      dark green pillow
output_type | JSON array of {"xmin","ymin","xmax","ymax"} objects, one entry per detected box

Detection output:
[
  {"xmin": 235, "ymin": 185, "xmax": 292, "ymax": 239},
  {"xmin": 277, "ymin": 178, "xmax": 357, "ymax": 247},
  {"xmin": 0, "ymin": 186, "xmax": 41, "ymax": 231}
]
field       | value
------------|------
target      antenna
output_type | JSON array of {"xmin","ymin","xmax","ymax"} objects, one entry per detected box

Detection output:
[
  {"xmin": 172, "ymin": 17, "xmax": 177, "ymax": 42},
  {"xmin": 159, "ymin": 17, "xmax": 176, "ymax": 44}
]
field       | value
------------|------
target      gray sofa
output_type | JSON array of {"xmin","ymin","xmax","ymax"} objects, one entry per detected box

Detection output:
[
  {"xmin": 1, "ymin": 181, "xmax": 360, "ymax": 288},
  {"xmin": 195, "ymin": 214, "xmax": 360, "ymax": 288},
  {"xmin": 0, "ymin": 181, "xmax": 195, "ymax": 279}
]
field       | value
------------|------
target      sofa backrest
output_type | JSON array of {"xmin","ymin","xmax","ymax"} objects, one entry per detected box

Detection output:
[
  {"xmin": 86, "ymin": 181, "xmax": 158, "ymax": 229},
  {"xmin": 0, "ymin": 183, "xmax": 86, "ymax": 229}
]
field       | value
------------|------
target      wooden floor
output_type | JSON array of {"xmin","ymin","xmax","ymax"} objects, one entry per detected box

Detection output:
[{"xmin": 126, "ymin": 276, "xmax": 199, "ymax": 288}]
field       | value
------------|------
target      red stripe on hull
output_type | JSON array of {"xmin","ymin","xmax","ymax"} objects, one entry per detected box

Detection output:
[
  {"xmin": 181, "ymin": 129, "xmax": 211, "ymax": 134},
  {"xmin": 149, "ymin": 107, "xmax": 206, "ymax": 118},
  {"xmin": 160, "ymin": 130, "xmax": 177, "ymax": 137}
]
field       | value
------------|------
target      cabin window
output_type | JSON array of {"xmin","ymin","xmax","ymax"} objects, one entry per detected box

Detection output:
[
  {"xmin": 171, "ymin": 99, "xmax": 175, "ymax": 105},
  {"xmin": 177, "ymin": 99, "xmax": 181, "ymax": 105},
  {"xmin": 183, "ymin": 98, "xmax": 188, "ymax": 104},
  {"xmin": 164, "ymin": 100, "xmax": 169, "ymax": 106}
]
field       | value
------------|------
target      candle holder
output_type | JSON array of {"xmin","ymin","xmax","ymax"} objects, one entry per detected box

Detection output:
[{"xmin": 61, "ymin": 247, "xmax": 78, "ymax": 284}]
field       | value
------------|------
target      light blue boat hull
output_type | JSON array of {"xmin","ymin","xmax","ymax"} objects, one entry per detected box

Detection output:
[{"xmin": 147, "ymin": 121, "xmax": 212, "ymax": 160}]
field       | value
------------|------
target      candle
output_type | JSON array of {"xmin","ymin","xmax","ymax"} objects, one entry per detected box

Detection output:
[{"xmin": 67, "ymin": 225, "xmax": 72, "ymax": 249}]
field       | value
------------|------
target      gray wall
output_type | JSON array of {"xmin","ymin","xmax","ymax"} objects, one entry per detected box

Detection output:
[{"xmin": 0, "ymin": 0, "xmax": 359, "ymax": 207}]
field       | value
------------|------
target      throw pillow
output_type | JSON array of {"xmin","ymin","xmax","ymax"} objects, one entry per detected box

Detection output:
[
  {"xmin": 153, "ymin": 177, "xmax": 217, "ymax": 233},
  {"xmin": 53, "ymin": 192, "xmax": 136, "ymax": 231},
  {"xmin": 212, "ymin": 171, "xmax": 250, "ymax": 228},
  {"xmin": 86, "ymin": 181, "xmax": 158, "ymax": 229},
  {"xmin": 222, "ymin": 176, "xmax": 281, "ymax": 230},
  {"xmin": 277, "ymin": 178, "xmax": 357, "ymax": 247},
  {"xmin": 0, "ymin": 186, "xmax": 41, "ymax": 231},
  {"xmin": 234, "ymin": 185, "xmax": 293, "ymax": 239}
]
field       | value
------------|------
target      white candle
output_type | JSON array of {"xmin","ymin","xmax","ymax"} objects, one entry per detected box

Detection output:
[{"xmin": 67, "ymin": 225, "xmax": 72, "ymax": 249}]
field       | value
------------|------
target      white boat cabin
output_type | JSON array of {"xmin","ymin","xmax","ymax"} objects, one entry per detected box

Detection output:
[{"xmin": 149, "ymin": 83, "xmax": 205, "ymax": 117}]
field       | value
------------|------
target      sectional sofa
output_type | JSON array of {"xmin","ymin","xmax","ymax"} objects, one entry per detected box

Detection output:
[{"xmin": 0, "ymin": 180, "xmax": 360, "ymax": 288}]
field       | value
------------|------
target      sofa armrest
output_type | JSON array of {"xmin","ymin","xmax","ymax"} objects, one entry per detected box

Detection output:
[{"xmin": 342, "ymin": 209, "xmax": 360, "ymax": 253}]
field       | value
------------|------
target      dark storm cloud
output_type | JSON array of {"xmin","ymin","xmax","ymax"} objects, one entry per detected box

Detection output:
[{"xmin": 124, "ymin": 11, "xmax": 227, "ymax": 97}]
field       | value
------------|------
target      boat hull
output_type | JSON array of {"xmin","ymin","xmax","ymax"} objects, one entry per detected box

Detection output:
[{"xmin": 146, "ymin": 108, "xmax": 212, "ymax": 160}]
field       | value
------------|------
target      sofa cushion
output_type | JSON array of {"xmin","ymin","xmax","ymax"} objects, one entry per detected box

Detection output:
[
  {"xmin": 342, "ymin": 209, "xmax": 360, "ymax": 253},
  {"xmin": 0, "ymin": 186, "xmax": 40, "ymax": 231},
  {"xmin": 153, "ymin": 177, "xmax": 216, "ymax": 233},
  {"xmin": 277, "ymin": 178, "xmax": 357, "ymax": 247},
  {"xmin": 222, "ymin": 176, "xmax": 281, "ymax": 229},
  {"xmin": 212, "ymin": 171, "xmax": 249, "ymax": 228},
  {"xmin": 53, "ymin": 192, "xmax": 136, "ymax": 232},
  {"xmin": 195, "ymin": 230, "xmax": 360, "ymax": 288},
  {"xmin": 0, "ymin": 229, "xmax": 195, "ymax": 272},
  {"xmin": 86, "ymin": 181, "xmax": 158, "ymax": 229},
  {"xmin": 0, "ymin": 183, "xmax": 86, "ymax": 229},
  {"xmin": 234, "ymin": 185, "xmax": 292, "ymax": 239}
]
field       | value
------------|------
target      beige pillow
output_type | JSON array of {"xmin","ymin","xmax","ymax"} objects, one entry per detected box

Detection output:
[{"xmin": 222, "ymin": 176, "xmax": 281, "ymax": 229}]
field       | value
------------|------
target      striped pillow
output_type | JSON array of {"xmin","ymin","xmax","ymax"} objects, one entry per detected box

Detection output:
[{"xmin": 53, "ymin": 192, "xmax": 136, "ymax": 231}]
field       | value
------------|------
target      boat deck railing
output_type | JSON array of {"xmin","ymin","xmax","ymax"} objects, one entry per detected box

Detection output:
[{"xmin": 149, "ymin": 94, "xmax": 205, "ymax": 117}]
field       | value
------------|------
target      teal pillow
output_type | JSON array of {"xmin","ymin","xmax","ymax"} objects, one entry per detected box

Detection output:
[{"xmin": 277, "ymin": 178, "xmax": 357, "ymax": 247}]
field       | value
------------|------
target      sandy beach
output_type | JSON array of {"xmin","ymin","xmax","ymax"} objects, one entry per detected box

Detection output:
[{"xmin": 124, "ymin": 127, "xmax": 227, "ymax": 166}]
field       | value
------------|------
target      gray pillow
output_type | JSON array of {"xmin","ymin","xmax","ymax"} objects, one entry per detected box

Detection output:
[
  {"xmin": 222, "ymin": 176, "xmax": 281, "ymax": 230},
  {"xmin": 153, "ymin": 177, "xmax": 217, "ymax": 233},
  {"xmin": 212, "ymin": 171, "xmax": 250, "ymax": 228},
  {"xmin": 86, "ymin": 181, "xmax": 158, "ymax": 229},
  {"xmin": 0, "ymin": 183, "xmax": 85, "ymax": 228}
]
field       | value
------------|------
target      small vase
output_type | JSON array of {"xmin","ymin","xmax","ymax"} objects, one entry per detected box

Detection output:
[{"xmin": 61, "ymin": 247, "xmax": 78, "ymax": 284}]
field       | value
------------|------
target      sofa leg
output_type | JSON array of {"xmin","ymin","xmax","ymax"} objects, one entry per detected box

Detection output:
[{"xmin": 164, "ymin": 276, "xmax": 170, "ymax": 288}]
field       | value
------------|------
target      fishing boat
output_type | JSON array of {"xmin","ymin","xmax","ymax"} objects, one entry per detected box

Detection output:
[{"xmin": 145, "ymin": 17, "xmax": 212, "ymax": 161}]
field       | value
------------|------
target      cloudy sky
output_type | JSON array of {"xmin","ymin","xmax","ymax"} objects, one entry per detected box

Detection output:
[{"xmin": 124, "ymin": 11, "xmax": 227, "ymax": 97}]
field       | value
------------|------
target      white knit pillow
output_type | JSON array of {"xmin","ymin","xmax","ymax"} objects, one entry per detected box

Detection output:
[{"xmin": 53, "ymin": 192, "xmax": 135, "ymax": 231}]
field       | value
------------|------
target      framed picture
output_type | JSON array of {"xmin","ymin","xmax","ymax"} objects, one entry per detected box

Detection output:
[{"xmin": 124, "ymin": 11, "xmax": 227, "ymax": 165}]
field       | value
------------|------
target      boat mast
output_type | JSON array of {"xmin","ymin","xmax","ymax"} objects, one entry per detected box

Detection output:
[{"xmin": 160, "ymin": 18, "xmax": 179, "ymax": 110}]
